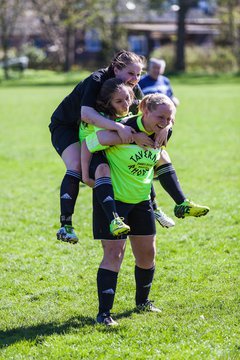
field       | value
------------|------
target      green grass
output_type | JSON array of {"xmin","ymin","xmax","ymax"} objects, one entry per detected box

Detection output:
[
  {"xmin": 0, "ymin": 69, "xmax": 90, "ymax": 86},
  {"xmin": 0, "ymin": 73, "xmax": 239, "ymax": 359}
]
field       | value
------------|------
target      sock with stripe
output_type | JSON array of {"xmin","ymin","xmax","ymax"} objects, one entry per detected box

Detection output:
[
  {"xmin": 94, "ymin": 177, "xmax": 118, "ymax": 222},
  {"xmin": 60, "ymin": 170, "xmax": 81, "ymax": 227},
  {"xmin": 135, "ymin": 265, "xmax": 155, "ymax": 305},
  {"xmin": 97, "ymin": 268, "xmax": 118, "ymax": 314},
  {"xmin": 156, "ymin": 163, "xmax": 186, "ymax": 205},
  {"xmin": 150, "ymin": 184, "xmax": 158, "ymax": 211}
]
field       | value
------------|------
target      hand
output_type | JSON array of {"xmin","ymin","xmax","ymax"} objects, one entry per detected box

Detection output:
[
  {"xmin": 133, "ymin": 132, "xmax": 155, "ymax": 149},
  {"xmin": 116, "ymin": 123, "xmax": 135, "ymax": 144},
  {"xmin": 82, "ymin": 176, "xmax": 95, "ymax": 188},
  {"xmin": 154, "ymin": 127, "xmax": 169, "ymax": 148}
]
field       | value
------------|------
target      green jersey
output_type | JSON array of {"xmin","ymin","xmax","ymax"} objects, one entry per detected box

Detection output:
[
  {"xmin": 86, "ymin": 114, "xmax": 161, "ymax": 204},
  {"xmin": 79, "ymin": 121, "xmax": 95, "ymax": 143},
  {"xmin": 105, "ymin": 143, "xmax": 160, "ymax": 203},
  {"xmin": 79, "ymin": 113, "xmax": 135, "ymax": 150},
  {"xmin": 79, "ymin": 113, "xmax": 127, "ymax": 143}
]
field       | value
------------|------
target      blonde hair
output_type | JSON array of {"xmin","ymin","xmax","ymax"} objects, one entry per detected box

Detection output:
[{"xmin": 139, "ymin": 93, "xmax": 176, "ymax": 117}]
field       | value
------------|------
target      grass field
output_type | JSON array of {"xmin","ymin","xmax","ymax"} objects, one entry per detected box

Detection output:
[{"xmin": 0, "ymin": 72, "xmax": 239, "ymax": 359}]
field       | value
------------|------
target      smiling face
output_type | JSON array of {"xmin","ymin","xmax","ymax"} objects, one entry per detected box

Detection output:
[
  {"xmin": 110, "ymin": 86, "xmax": 132, "ymax": 116},
  {"xmin": 142, "ymin": 103, "xmax": 174, "ymax": 134},
  {"xmin": 114, "ymin": 63, "xmax": 143, "ymax": 88}
]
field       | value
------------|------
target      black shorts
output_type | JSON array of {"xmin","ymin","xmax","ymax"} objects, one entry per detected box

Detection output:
[
  {"xmin": 89, "ymin": 152, "xmax": 109, "ymax": 179},
  {"xmin": 92, "ymin": 190, "xmax": 156, "ymax": 240},
  {"xmin": 50, "ymin": 123, "xmax": 79, "ymax": 156}
]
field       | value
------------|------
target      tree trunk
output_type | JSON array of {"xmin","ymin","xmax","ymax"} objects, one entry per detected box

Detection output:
[
  {"xmin": 175, "ymin": 4, "xmax": 188, "ymax": 72},
  {"xmin": 63, "ymin": 26, "xmax": 75, "ymax": 72},
  {"xmin": 227, "ymin": 0, "xmax": 240, "ymax": 72},
  {"xmin": 2, "ymin": 43, "xmax": 9, "ymax": 80},
  {"xmin": 111, "ymin": 0, "xmax": 121, "ymax": 53}
]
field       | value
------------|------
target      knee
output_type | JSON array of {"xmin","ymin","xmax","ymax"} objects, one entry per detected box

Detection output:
[
  {"xmin": 67, "ymin": 158, "xmax": 81, "ymax": 172},
  {"xmin": 102, "ymin": 245, "xmax": 125, "ymax": 271},
  {"xmin": 136, "ymin": 248, "xmax": 156, "ymax": 269},
  {"xmin": 95, "ymin": 163, "xmax": 110, "ymax": 178},
  {"xmin": 62, "ymin": 152, "xmax": 81, "ymax": 171},
  {"xmin": 62, "ymin": 145, "xmax": 81, "ymax": 171},
  {"xmin": 109, "ymin": 246, "xmax": 124, "ymax": 266}
]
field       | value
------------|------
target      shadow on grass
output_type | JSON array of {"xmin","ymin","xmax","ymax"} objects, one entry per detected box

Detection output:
[
  {"xmin": 0, "ymin": 315, "xmax": 94, "ymax": 348},
  {"xmin": 0, "ymin": 309, "xmax": 137, "ymax": 346},
  {"xmin": 115, "ymin": 308, "xmax": 136, "ymax": 320}
]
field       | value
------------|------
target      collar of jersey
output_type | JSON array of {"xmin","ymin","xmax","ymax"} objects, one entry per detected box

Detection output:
[
  {"xmin": 136, "ymin": 113, "xmax": 154, "ymax": 136},
  {"xmin": 100, "ymin": 112, "xmax": 133, "ymax": 123}
]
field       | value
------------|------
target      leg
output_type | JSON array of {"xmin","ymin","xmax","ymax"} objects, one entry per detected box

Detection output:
[
  {"xmin": 93, "ymin": 190, "xmax": 129, "ymax": 325},
  {"xmin": 127, "ymin": 200, "xmax": 161, "ymax": 312},
  {"xmin": 157, "ymin": 149, "xmax": 186, "ymax": 204},
  {"xmin": 92, "ymin": 154, "xmax": 130, "ymax": 236},
  {"xmin": 130, "ymin": 234, "xmax": 156, "ymax": 269},
  {"xmin": 96, "ymin": 239, "xmax": 126, "ymax": 326},
  {"xmin": 57, "ymin": 142, "xmax": 81, "ymax": 243},
  {"xmin": 156, "ymin": 149, "xmax": 210, "ymax": 219},
  {"xmin": 130, "ymin": 235, "xmax": 161, "ymax": 313},
  {"xmin": 95, "ymin": 163, "xmax": 118, "ymax": 224},
  {"xmin": 80, "ymin": 140, "xmax": 94, "ymax": 188},
  {"xmin": 99, "ymin": 239, "xmax": 126, "ymax": 272}
]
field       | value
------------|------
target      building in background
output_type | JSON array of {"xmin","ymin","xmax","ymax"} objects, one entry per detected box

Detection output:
[{"xmin": 1, "ymin": 0, "xmax": 220, "ymax": 69}]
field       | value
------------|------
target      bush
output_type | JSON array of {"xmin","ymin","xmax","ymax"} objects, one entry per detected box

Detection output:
[
  {"xmin": 186, "ymin": 45, "xmax": 238, "ymax": 74},
  {"xmin": 151, "ymin": 45, "xmax": 238, "ymax": 74},
  {"xmin": 21, "ymin": 44, "xmax": 47, "ymax": 69},
  {"xmin": 151, "ymin": 45, "xmax": 175, "ymax": 73}
]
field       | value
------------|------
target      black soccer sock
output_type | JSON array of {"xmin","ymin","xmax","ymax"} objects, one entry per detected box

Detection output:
[
  {"xmin": 94, "ymin": 177, "xmax": 118, "ymax": 222},
  {"xmin": 156, "ymin": 163, "xmax": 186, "ymax": 205},
  {"xmin": 150, "ymin": 184, "xmax": 158, "ymax": 211},
  {"xmin": 97, "ymin": 268, "xmax": 118, "ymax": 314},
  {"xmin": 60, "ymin": 170, "xmax": 81, "ymax": 227},
  {"xmin": 135, "ymin": 265, "xmax": 155, "ymax": 305}
]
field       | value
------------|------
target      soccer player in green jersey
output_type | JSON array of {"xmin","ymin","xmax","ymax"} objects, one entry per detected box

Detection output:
[
  {"xmin": 83, "ymin": 80, "xmax": 210, "ymax": 325},
  {"xmin": 50, "ymin": 51, "xmax": 145, "ymax": 244},
  {"xmin": 80, "ymin": 79, "xmax": 155, "ymax": 237},
  {"xmin": 50, "ymin": 50, "xmax": 175, "ymax": 244}
]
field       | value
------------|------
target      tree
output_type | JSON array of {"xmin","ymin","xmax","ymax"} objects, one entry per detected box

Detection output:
[
  {"xmin": 175, "ymin": 0, "xmax": 198, "ymax": 72},
  {"xmin": 97, "ymin": 0, "xmax": 133, "ymax": 60},
  {"xmin": 149, "ymin": 0, "xmax": 198, "ymax": 72},
  {"xmin": 30, "ymin": 0, "xmax": 97, "ymax": 71},
  {"xmin": 0, "ymin": 0, "xmax": 25, "ymax": 79},
  {"xmin": 216, "ymin": 0, "xmax": 240, "ymax": 71}
]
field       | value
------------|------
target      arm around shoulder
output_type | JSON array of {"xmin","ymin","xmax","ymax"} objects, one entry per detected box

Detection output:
[
  {"xmin": 81, "ymin": 106, "xmax": 120, "ymax": 131},
  {"xmin": 85, "ymin": 129, "xmax": 122, "ymax": 154}
]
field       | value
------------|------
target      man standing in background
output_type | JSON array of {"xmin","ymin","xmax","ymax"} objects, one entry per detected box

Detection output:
[{"xmin": 139, "ymin": 58, "xmax": 180, "ymax": 107}]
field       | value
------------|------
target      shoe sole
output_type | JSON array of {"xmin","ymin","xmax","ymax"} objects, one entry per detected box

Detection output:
[
  {"xmin": 96, "ymin": 320, "xmax": 118, "ymax": 326},
  {"xmin": 56, "ymin": 234, "xmax": 78, "ymax": 244},
  {"xmin": 96, "ymin": 319, "xmax": 118, "ymax": 326},
  {"xmin": 192, "ymin": 208, "xmax": 209, "ymax": 217},
  {"xmin": 111, "ymin": 227, "xmax": 130, "ymax": 236},
  {"xmin": 155, "ymin": 219, "xmax": 175, "ymax": 228},
  {"xmin": 112, "ymin": 230, "xmax": 130, "ymax": 236},
  {"xmin": 178, "ymin": 208, "xmax": 210, "ymax": 219},
  {"xmin": 136, "ymin": 307, "xmax": 162, "ymax": 313}
]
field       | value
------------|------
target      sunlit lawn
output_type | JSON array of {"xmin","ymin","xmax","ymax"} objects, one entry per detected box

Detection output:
[{"xmin": 0, "ymin": 72, "xmax": 239, "ymax": 359}]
